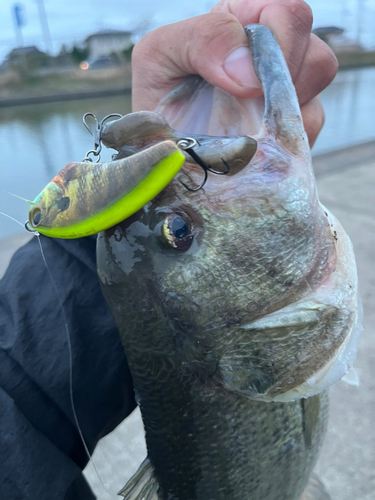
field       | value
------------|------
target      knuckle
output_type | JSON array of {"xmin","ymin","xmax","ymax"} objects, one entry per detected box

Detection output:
[
  {"xmin": 315, "ymin": 38, "xmax": 339, "ymax": 85},
  {"xmin": 303, "ymin": 98, "xmax": 325, "ymax": 147},
  {"xmin": 324, "ymin": 50, "xmax": 339, "ymax": 81},
  {"xmin": 283, "ymin": 0, "xmax": 313, "ymax": 31},
  {"xmin": 131, "ymin": 36, "xmax": 152, "ymax": 69},
  {"xmin": 133, "ymin": 12, "xmax": 241, "ymax": 76},
  {"xmin": 132, "ymin": 25, "xmax": 170, "ymax": 66},
  {"xmin": 315, "ymin": 97, "xmax": 325, "ymax": 130},
  {"xmin": 312, "ymin": 108, "xmax": 325, "ymax": 144},
  {"xmin": 193, "ymin": 11, "xmax": 239, "ymax": 42},
  {"xmin": 187, "ymin": 12, "xmax": 243, "ymax": 69},
  {"xmin": 132, "ymin": 29, "xmax": 159, "ymax": 63},
  {"xmin": 130, "ymin": 40, "xmax": 143, "ymax": 67},
  {"xmin": 320, "ymin": 107, "xmax": 326, "ymax": 130}
]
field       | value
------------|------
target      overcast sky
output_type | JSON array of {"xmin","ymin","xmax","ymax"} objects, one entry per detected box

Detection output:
[{"xmin": 1, "ymin": 0, "xmax": 374, "ymax": 62}]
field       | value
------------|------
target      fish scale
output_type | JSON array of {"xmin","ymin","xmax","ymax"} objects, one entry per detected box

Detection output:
[{"xmin": 128, "ymin": 354, "xmax": 328, "ymax": 500}]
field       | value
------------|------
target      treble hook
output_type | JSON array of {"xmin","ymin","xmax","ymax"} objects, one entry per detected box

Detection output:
[
  {"xmin": 82, "ymin": 112, "xmax": 123, "ymax": 162},
  {"xmin": 177, "ymin": 138, "xmax": 230, "ymax": 192}
]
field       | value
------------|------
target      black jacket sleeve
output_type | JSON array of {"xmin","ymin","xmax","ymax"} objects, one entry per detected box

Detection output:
[{"xmin": 0, "ymin": 235, "xmax": 136, "ymax": 500}]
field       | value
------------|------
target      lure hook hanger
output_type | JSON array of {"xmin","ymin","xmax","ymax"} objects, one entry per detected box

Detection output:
[
  {"xmin": 82, "ymin": 112, "xmax": 123, "ymax": 162},
  {"xmin": 177, "ymin": 137, "xmax": 230, "ymax": 192},
  {"xmin": 24, "ymin": 220, "xmax": 39, "ymax": 235}
]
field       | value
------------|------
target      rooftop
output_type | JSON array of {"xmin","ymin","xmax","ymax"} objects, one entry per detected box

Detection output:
[
  {"xmin": 313, "ymin": 26, "xmax": 345, "ymax": 36},
  {"xmin": 85, "ymin": 29, "xmax": 132, "ymax": 41},
  {"xmin": 7, "ymin": 46, "xmax": 44, "ymax": 58}
]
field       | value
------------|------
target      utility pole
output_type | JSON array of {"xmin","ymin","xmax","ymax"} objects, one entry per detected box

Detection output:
[
  {"xmin": 356, "ymin": 0, "xmax": 366, "ymax": 46},
  {"xmin": 12, "ymin": 4, "xmax": 25, "ymax": 47},
  {"xmin": 35, "ymin": 0, "xmax": 53, "ymax": 54},
  {"xmin": 340, "ymin": 0, "xmax": 348, "ymax": 28}
]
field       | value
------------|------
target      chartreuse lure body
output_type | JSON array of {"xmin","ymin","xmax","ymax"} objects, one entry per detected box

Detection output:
[{"xmin": 28, "ymin": 140, "xmax": 184, "ymax": 238}]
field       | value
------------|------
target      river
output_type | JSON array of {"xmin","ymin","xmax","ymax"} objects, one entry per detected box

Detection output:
[{"xmin": 0, "ymin": 67, "xmax": 374, "ymax": 239}]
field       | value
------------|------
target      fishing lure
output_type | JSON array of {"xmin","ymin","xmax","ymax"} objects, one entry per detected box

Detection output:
[
  {"xmin": 25, "ymin": 113, "xmax": 187, "ymax": 239},
  {"xmin": 26, "ymin": 139, "xmax": 185, "ymax": 239},
  {"xmin": 26, "ymin": 112, "xmax": 257, "ymax": 239}
]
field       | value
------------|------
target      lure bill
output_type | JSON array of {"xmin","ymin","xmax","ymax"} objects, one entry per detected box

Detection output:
[{"xmin": 27, "ymin": 140, "xmax": 185, "ymax": 239}]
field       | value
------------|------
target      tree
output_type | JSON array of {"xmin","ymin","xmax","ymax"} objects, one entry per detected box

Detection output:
[
  {"xmin": 71, "ymin": 45, "xmax": 89, "ymax": 64},
  {"xmin": 122, "ymin": 44, "xmax": 134, "ymax": 62}
]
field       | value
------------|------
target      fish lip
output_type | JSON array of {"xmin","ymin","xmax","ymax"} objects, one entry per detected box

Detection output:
[
  {"xmin": 272, "ymin": 312, "xmax": 363, "ymax": 402},
  {"xmin": 236, "ymin": 291, "xmax": 362, "ymax": 402}
]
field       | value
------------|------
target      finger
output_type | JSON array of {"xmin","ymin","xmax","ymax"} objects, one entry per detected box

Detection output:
[
  {"xmin": 295, "ymin": 34, "xmax": 338, "ymax": 107},
  {"xmin": 214, "ymin": 0, "xmax": 337, "ymax": 109},
  {"xmin": 132, "ymin": 12, "xmax": 262, "ymax": 111},
  {"xmin": 301, "ymin": 96, "xmax": 325, "ymax": 148},
  {"xmin": 212, "ymin": 0, "xmax": 313, "ymax": 81}
]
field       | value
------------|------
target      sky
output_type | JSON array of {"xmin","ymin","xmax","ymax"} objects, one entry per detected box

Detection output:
[{"xmin": 0, "ymin": 0, "xmax": 375, "ymax": 63}]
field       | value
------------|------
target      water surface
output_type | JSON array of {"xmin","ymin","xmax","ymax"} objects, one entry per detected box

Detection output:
[
  {"xmin": 0, "ymin": 95, "xmax": 132, "ymax": 238},
  {"xmin": 314, "ymin": 67, "xmax": 375, "ymax": 154},
  {"xmin": 0, "ymin": 67, "xmax": 374, "ymax": 239}
]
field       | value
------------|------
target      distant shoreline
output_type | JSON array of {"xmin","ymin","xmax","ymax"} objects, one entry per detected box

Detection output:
[
  {"xmin": 0, "ymin": 86, "xmax": 131, "ymax": 108},
  {"xmin": 336, "ymin": 51, "xmax": 375, "ymax": 70},
  {"xmin": 0, "ymin": 54, "xmax": 374, "ymax": 108}
]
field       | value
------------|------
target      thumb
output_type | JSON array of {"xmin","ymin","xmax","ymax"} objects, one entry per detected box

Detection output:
[{"xmin": 132, "ymin": 12, "xmax": 261, "ymax": 112}]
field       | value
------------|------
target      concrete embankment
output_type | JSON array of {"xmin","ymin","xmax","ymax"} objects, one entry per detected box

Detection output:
[
  {"xmin": 0, "ymin": 87, "xmax": 131, "ymax": 108},
  {"xmin": 337, "ymin": 50, "xmax": 375, "ymax": 70}
]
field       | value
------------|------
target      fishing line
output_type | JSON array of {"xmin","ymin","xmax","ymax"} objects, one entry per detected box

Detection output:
[
  {"xmin": 36, "ymin": 237, "xmax": 113, "ymax": 498},
  {"xmin": 0, "ymin": 212, "xmax": 113, "ymax": 499},
  {"xmin": 0, "ymin": 212, "xmax": 27, "ymax": 228},
  {"xmin": 3, "ymin": 191, "xmax": 33, "ymax": 204}
]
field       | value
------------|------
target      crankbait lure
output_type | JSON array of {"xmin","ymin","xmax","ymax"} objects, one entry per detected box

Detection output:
[
  {"xmin": 27, "ymin": 140, "xmax": 184, "ymax": 239},
  {"xmin": 26, "ymin": 112, "xmax": 257, "ymax": 239}
]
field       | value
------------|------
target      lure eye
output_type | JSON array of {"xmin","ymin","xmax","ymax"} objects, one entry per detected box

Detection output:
[
  {"xmin": 31, "ymin": 209, "xmax": 41, "ymax": 227},
  {"xmin": 162, "ymin": 213, "xmax": 193, "ymax": 251}
]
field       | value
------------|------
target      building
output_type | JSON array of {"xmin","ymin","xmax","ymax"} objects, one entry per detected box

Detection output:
[
  {"xmin": 312, "ymin": 27, "xmax": 364, "ymax": 54},
  {"xmin": 8, "ymin": 45, "xmax": 45, "ymax": 59},
  {"xmin": 1, "ymin": 46, "xmax": 47, "ymax": 72},
  {"xmin": 312, "ymin": 27, "xmax": 345, "ymax": 45},
  {"xmin": 85, "ymin": 29, "xmax": 133, "ymax": 60}
]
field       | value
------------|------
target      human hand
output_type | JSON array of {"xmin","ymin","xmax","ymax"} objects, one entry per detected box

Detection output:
[{"xmin": 131, "ymin": 0, "xmax": 338, "ymax": 147}]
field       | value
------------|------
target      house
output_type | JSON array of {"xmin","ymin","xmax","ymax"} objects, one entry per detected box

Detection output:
[
  {"xmin": 1, "ymin": 45, "xmax": 48, "ymax": 72},
  {"xmin": 7, "ymin": 46, "xmax": 45, "ymax": 60},
  {"xmin": 312, "ymin": 27, "xmax": 364, "ymax": 54},
  {"xmin": 85, "ymin": 29, "xmax": 133, "ymax": 60},
  {"xmin": 312, "ymin": 27, "xmax": 344, "ymax": 44},
  {"xmin": 5, "ymin": 46, "xmax": 46, "ymax": 64}
]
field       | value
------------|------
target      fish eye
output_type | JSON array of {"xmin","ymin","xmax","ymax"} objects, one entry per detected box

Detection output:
[
  {"xmin": 57, "ymin": 196, "xmax": 70, "ymax": 212},
  {"xmin": 162, "ymin": 213, "xmax": 193, "ymax": 251},
  {"xmin": 31, "ymin": 209, "xmax": 41, "ymax": 227}
]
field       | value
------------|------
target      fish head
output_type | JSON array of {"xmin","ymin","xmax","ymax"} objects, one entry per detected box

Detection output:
[
  {"xmin": 28, "ymin": 172, "xmax": 71, "ymax": 232},
  {"xmin": 97, "ymin": 25, "xmax": 361, "ymax": 402}
]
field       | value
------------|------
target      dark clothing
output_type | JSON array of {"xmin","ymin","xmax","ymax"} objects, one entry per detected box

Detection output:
[{"xmin": 0, "ymin": 235, "xmax": 136, "ymax": 500}]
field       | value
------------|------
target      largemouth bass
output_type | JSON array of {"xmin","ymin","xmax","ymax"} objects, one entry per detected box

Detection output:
[{"xmin": 97, "ymin": 25, "xmax": 360, "ymax": 500}]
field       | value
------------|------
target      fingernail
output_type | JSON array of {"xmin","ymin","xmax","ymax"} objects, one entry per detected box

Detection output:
[{"xmin": 224, "ymin": 47, "xmax": 260, "ymax": 88}]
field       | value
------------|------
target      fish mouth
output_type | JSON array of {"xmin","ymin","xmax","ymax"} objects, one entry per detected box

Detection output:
[
  {"xmin": 236, "ymin": 279, "xmax": 361, "ymax": 403},
  {"xmin": 272, "ymin": 306, "xmax": 362, "ymax": 402},
  {"xmin": 101, "ymin": 110, "xmax": 258, "ymax": 178}
]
